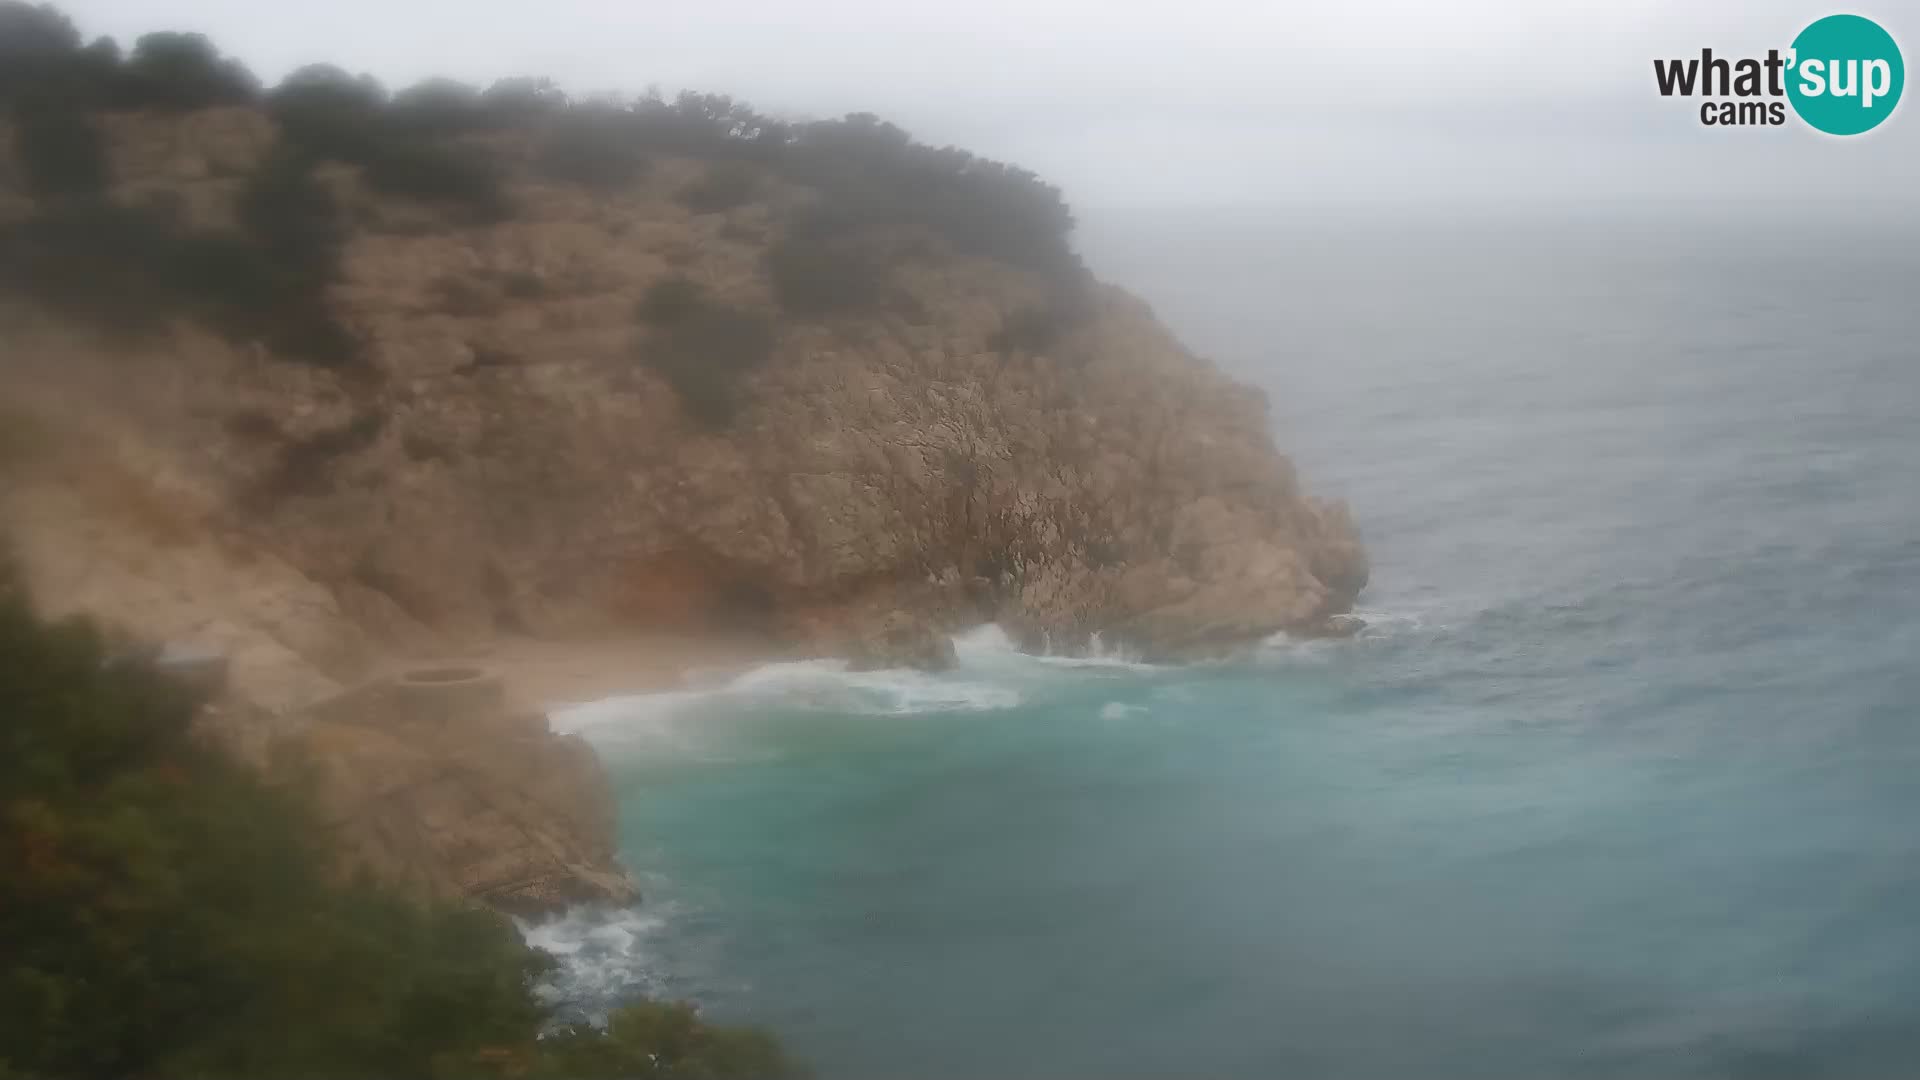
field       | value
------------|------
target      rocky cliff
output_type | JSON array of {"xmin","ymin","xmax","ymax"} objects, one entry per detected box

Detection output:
[
  {"xmin": 2, "ymin": 106, "xmax": 1364, "ymax": 679},
  {"xmin": 1, "ymin": 98, "xmax": 1363, "ymax": 908}
]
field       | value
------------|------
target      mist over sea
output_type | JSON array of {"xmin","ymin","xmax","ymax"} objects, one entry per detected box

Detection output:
[{"xmin": 541, "ymin": 209, "xmax": 1920, "ymax": 1078}]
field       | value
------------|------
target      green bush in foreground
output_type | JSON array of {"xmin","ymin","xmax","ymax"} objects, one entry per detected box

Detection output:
[
  {"xmin": 0, "ymin": 587, "xmax": 806, "ymax": 1080},
  {"xmin": 533, "ymin": 1003, "xmax": 799, "ymax": 1080}
]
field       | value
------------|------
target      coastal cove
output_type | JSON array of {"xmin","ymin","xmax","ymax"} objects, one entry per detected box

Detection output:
[
  {"xmin": 525, "ymin": 211, "xmax": 1920, "ymax": 1079},
  {"xmin": 5, "ymin": 4, "xmax": 1918, "ymax": 1079}
]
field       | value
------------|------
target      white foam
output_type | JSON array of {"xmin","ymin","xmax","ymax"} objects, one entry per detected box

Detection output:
[
  {"xmin": 953, "ymin": 623, "xmax": 1161, "ymax": 673},
  {"xmin": 550, "ymin": 634, "xmax": 1025, "ymax": 745},
  {"xmin": 549, "ymin": 689, "xmax": 708, "ymax": 736},
  {"xmin": 548, "ymin": 622, "xmax": 1191, "ymax": 751},
  {"xmin": 724, "ymin": 655, "xmax": 1021, "ymax": 715},
  {"xmin": 1350, "ymin": 608, "xmax": 1438, "ymax": 636},
  {"xmin": 1252, "ymin": 631, "xmax": 1341, "ymax": 663},
  {"xmin": 1099, "ymin": 701, "xmax": 1150, "ymax": 720},
  {"xmin": 949, "ymin": 622, "xmax": 1025, "ymax": 662},
  {"xmin": 519, "ymin": 905, "xmax": 667, "ymax": 1018}
]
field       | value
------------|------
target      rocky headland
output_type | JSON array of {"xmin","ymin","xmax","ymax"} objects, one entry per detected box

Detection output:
[{"xmin": 1, "ymin": 85, "xmax": 1364, "ymax": 910}]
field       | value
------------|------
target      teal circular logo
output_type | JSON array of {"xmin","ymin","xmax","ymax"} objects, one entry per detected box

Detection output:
[{"xmin": 1787, "ymin": 14, "xmax": 1904, "ymax": 135}]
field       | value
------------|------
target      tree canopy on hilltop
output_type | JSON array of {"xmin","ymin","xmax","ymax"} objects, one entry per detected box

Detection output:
[{"xmin": 0, "ymin": 0, "xmax": 1087, "ymax": 412}]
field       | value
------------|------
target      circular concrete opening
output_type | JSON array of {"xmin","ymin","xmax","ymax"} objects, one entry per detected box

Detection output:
[{"xmin": 391, "ymin": 666, "xmax": 508, "ymax": 729}]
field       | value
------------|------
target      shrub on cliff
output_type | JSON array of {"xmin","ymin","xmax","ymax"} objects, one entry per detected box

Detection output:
[
  {"xmin": 636, "ymin": 275, "xmax": 705, "ymax": 326},
  {"xmin": 0, "ymin": 173, "xmax": 360, "ymax": 368},
  {"xmin": 239, "ymin": 149, "xmax": 343, "ymax": 274},
  {"xmin": 780, "ymin": 112, "xmax": 1080, "ymax": 278},
  {"xmin": 534, "ymin": 111, "xmax": 649, "ymax": 190},
  {"xmin": 361, "ymin": 138, "xmax": 508, "ymax": 214},
  {"xmin": 0, "ymin": 3, "xmax": 88, "ymax": 101},
  {"xmin": 10, "ymin": 98, "xmax": 107, "ymax": 198},
  {"xmin": 2, "ymin": 1, "xmax": 1090, "ymax": 375},
  {"xmin": 677, "ymin": 162, "xmax": 758, "ymax": 213},
  {"xmin": 389, "ymin": 77, "xmax": 486, "ymax": 136},
  {"xmin": 0, "ymin": 588, "xmax": 804, "ymax": 1080},
  {"xmin": 0, "ymin": 1, "xmax": 78, "ymax": 58},
  {"xmin": 232, "ymin": 150, "xmax": 362, "ymax": 366},
  {"xmin": 267, "ymin": 63, "xmax": 388, "ymax": 158},
  {"xmin": 988, "ymin": 283, "xmax": 1095, "ymax": 359},
  {"xmin": 269, "ymin": 65, "xmax": 506, "ymax": 215},
  {"xmin": 765, "ymin": 210, "xmax": 887, "ymax": 315},
  {"xmin": 118, "ymin": 31, "xmax": 258, "ymax": 109},
  {"xmin": 642, "ymin": 303, "xmax": 775, "ymax": 427},
  {"xmin": 479, "ymin": 75, "xmax": 569, "ymax": 120},
  {"xmin": 0, "ymin": 201, "xmax": 209, "ymax": 333},
  {"xmin": 628, "ymin": 90, "xmax": 787, "ymax": 161},
  {"xmin": 0, "ymin": 5, "xmax": 111, "ymax": 195}
]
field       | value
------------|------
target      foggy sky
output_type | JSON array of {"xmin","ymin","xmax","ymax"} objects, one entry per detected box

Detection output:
[{"xmin": 47, "ymin": 0, "xmax": 1920, "ymax": 213}]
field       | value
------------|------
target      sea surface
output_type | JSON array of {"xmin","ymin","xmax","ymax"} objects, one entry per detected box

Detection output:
[{"xmin": 538, "ymin": 210, "xmax": 1920, "ymax": 1078}]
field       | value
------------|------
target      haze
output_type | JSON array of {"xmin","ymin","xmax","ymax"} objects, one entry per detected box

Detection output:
[{"xmin": 49, "ymin": 0, "xmax": 1920, "ymax": 213}]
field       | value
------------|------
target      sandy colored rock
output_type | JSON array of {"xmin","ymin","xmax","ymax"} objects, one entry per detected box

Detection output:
[{"xmin": 276, "ymin": 673, "xmax": 638, "ymax": 915}]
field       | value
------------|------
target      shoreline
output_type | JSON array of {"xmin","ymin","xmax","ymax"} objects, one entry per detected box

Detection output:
[{"xmin": 401, "ymin": 632, "xmax": 792, "ymax": 713}]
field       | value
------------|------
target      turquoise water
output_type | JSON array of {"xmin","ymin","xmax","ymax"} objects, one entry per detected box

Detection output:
[{"xmin": 539, "ymin": 213, "xmax": 1920, "ymax": 1078}]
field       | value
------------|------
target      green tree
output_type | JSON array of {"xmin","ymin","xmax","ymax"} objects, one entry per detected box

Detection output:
[
  {"xmin": 0, "ymin": 588, "xmax": 803, "ymax": 1079},
  {"xmin": 119, "ymin": 31, "xmax": 257, "ymax": 109},
  {"xmin": 267, "ymin": 63, "xmax": 388, "ymax": 160},
  {"xmin": 390, "ymin": 77, "xmax": 485, "ymax": 135},
  {"xmin": 10, "ymin": 99, "xmax": 107, "ymax": 198},
  {"xmin": 642, "ymin": 304, "xmax": 776, "ymax": 428},
  {"xmin": 0, "ymin": 2, "xmax": 82, "ymax": 102},
  {"xmin": 480, "ymin": 75, "xmax": 569, "ymax": 119}
]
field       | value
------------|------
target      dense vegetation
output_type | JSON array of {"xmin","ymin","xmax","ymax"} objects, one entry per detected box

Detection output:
[
  {"xmin": 0, "ymin": 575, "xmax": 806, "ymax": 1079},
  {"xmin": 0, "ymin": 0, "xmax": 1085, "ymax": 397},
  {"xmin": 635, "ymin": 276, "xmax": 776, "ymax": 428}
]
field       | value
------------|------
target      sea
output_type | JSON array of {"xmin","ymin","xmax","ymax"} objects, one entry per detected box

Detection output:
[{"xmin": 532, "ymin": 208, "xmax": 1920, "ymax": 1079}]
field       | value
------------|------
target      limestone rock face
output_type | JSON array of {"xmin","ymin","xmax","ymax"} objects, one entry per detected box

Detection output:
[
  {"xmin": 2, "ymin": 109, "xmax": 1366, "ymax": 674},
  {"xmin": 276, "ymin": 670, "xmax": 637, "ymax": 915}
]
